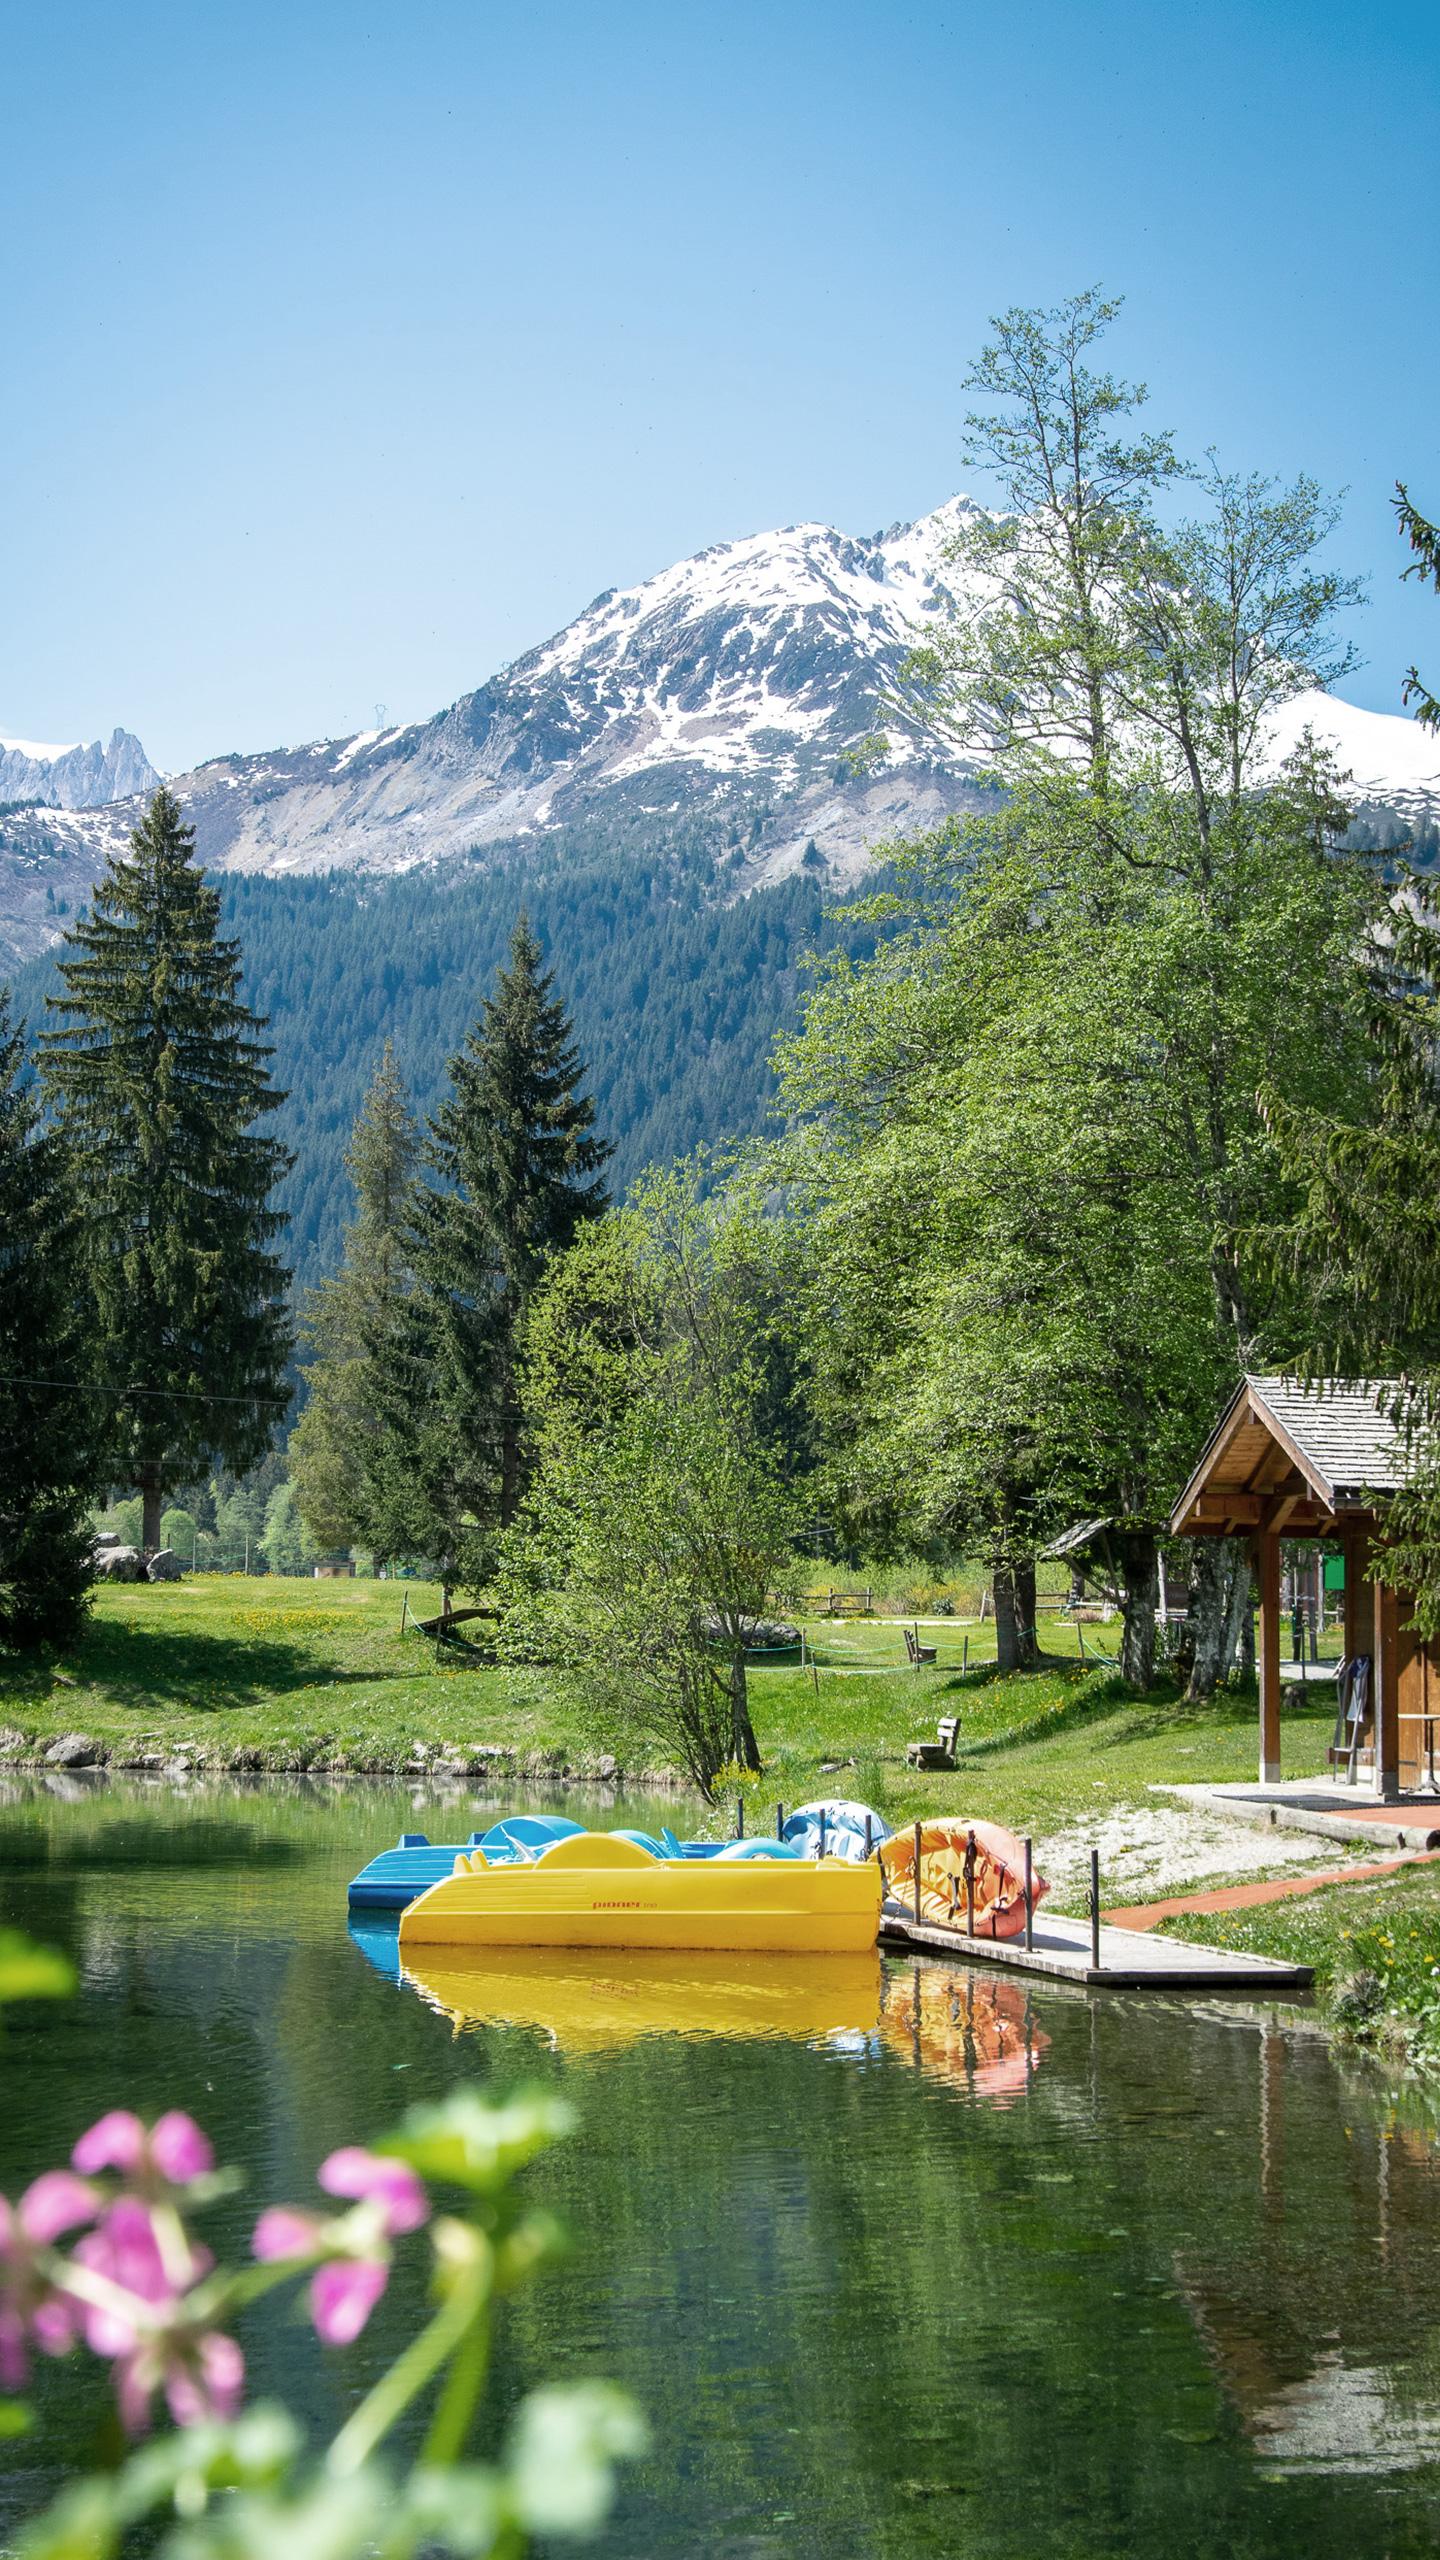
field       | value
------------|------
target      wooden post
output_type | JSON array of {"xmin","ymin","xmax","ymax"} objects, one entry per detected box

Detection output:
[
  {"xmin": 736, "ymin": 1794, "xmax": 744, "ymax": 1840},
  {"xmin": 912, "ymin": 1820, "xmax": 922, "ymax": 1924},
  {"xmin": 1090, "ymin": 1847, "xmax": 1102, "ymax": 1972},
  {"xmin": 1257, "ymin": 1528, "xmax": 1282, "ymax": 1784},
  {"xmin": 776, "ymin": 1801, "xmax": 785, "ymax": 1841},
  {"xmin": 1343, "ymin": 1521, "xmax": 1368, "ymax": 1664},
  {"xmin": 1024, "ymin": 1837, "xmax": 1034, "ymax": 1950},
  {"xmin": 962, "ymin": 1634, "xmax": 969, "ymax": 1676},
  {"xmin": 1374, "ymin": 1575, "xmax": 1401, "ymax": 1802}
]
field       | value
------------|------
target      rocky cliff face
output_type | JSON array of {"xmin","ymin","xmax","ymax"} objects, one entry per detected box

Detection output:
[{"xmin": 0, "ymin": 727, "xmax": 159, "ymax": 812}]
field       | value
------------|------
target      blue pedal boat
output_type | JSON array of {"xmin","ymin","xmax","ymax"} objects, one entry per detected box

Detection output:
[{"xmin": 347, "ymin": 1815, "xmax": 587, "ymax": 1910}]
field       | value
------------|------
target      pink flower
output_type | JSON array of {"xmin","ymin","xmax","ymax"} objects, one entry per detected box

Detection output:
[
  {"xmin": 317, "ymin": 2149, "xmax": 427, "ymax": 2235},
  {"xmin": 71, "ymin": 2112, "xmax": 146, "ymax": 2177},
  {"xmin": 17, "ymin": 2174, "xmax": 99, "ymax": 2245},
  {"xmin": 70, "ymin": 2199, "xmax": 210, "ymax": 2357},
  {"xmin": 0, "ymin": 2176, "xmax": 96, "ymax": 2383},
  {"xmin": 251, "ymin": 2207, "xmax": 322, "ymax": 2262},
  {"xmin": 310, "ymin": 2258, "xmax": 388, "ymax": 2347},
  {"xmin": 72, "ymin": 2110, "xmax": 212, "ymax": 2189},
  {"xmin": 113, "ymin": 2325, "xmax": 244, "ymax": 2437},
  {"xmin": 251, "ymin": 2152, "xmax": 429, "ymax": 2348}
]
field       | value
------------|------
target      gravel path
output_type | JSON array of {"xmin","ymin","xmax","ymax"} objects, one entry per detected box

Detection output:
[{"xmin": 1036, "ymin": 1801, "xmax": 1340, "ymax": 1901}]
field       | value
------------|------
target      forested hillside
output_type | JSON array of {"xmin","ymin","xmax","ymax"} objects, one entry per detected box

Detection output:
[{"xmin": 6, "ymin": 811, "xmax": 886, "ymax": 1294}]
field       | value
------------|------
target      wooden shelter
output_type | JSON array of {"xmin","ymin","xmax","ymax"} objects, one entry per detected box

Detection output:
[{"xmin": 1170, "ymin": 1374, "xmax": 1439, "ymax": 1797}]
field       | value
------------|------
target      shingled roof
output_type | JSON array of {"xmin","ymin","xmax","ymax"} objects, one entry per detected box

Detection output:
[{"xmin": 1171, "ymin": 1375, "xmax": 1408, "ymax": 1535}]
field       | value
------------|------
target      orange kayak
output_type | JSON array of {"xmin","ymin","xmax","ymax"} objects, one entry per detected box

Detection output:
[{"xmin": 879, "ymin": 1819, "xmax": 1048, "ymax": 1940}]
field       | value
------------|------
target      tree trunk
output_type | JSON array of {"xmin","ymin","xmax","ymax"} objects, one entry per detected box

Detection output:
[
  {"xmin": 1115, "ymin": 1530, "xmax": 1158, "ymax": 1690},
  {"xmin": 138, "ymin": 1464, "xmax": 164, "ymax": 1555},
  {"xmin": 1183, "ymin": 1542, "xmax": 1228, "ymax": 1701},
  {"xmin": 993, "ymin": 1568, "xmax": 1019, "ymax": 1673},
  {"xmin": 993, "ymin": 1561, "xmax": 1040, "ymax": 1673},
  {"xmin": 1236, "ymin": 1571, "xmax": 1256, "ymax": 1685},
  {"xmin": 728, "ymin": 1652, "xmax": 762, "ymax": 1771}
]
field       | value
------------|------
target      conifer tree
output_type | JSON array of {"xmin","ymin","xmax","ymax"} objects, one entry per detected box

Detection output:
[
  {"xmin": 0, "ymin": 994, "xmax": 106, "ymax": 1645},
  {"xmin": 40, "ymin": 788, "xmax": 292, "ymax": 1550},
  {"xmin": 290, "ymin": 1041, "xmax": 418, "ymax": 1560},
  {"xmin": 399, "ymin": 918, "xmax": 610, "ymax": 1588}
]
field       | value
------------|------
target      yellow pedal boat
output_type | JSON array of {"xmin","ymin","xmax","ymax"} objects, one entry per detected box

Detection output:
[{"xmin": 396, "ymin": 1829, "xmax": 882, "ymax": 1955}]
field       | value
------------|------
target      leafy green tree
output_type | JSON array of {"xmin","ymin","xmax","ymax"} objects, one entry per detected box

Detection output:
[
  {"xmin": 215, "ymin": 1483, "xmax": 265, "ymax": 1572},
  {"xmin": 40, "ymin": 789, "xmax": 293, "ymax": 1550},
  {"xmin": 783, "ymin": 291, "xmax": 1394, "ymax": 1689},
  {"xmin": 290, "ymin": 1042, "xmax": 419, "ymax": 1561},
  {"xmin": 159, "ymin": 1505, "xmax": 199, "ymax": 1562},
  {"xmin": 260, "ymin": 1479, "xmax": 315, "ymax": 1575},
  {"xmin": 1256, "ymin": 481, "xmax": 1440, "ymax": 1629},
  {"xmin": 397, "ymin": 918, "xmax": 610, "ymax": 1591},
  {"xmin": 504, "ymin": 1169, "xmax": 805, "ymax": 1793},
  {"xmin": 0, "ymin": 994, "xmax": 104, "ymax": 1646}
]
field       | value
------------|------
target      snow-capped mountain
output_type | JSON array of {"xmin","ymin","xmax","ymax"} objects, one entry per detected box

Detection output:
[
  {"xmin": 0, "ymin": 727, "xmax": 159, "ymax": 811},
  {"xmin": 2, "ymin": 498, "xmax": 1438, "ymax": 966}
]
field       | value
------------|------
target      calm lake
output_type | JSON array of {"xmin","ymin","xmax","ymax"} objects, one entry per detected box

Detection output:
[{"xmin": 3, "ymin": 1775, "xmax": 1440, "ymax": 2558}]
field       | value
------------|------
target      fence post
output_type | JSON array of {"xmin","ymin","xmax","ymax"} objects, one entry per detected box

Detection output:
[
  {"xmin": 1024, "ymin": 1837, "xmax": 1034, "ymax": 1950},
  {"xmin": 736, "ymin": 1795, "xmax": 744, "ymax": 1841},
  {"xmin": 776, "ymin": 1801, "xmax": 785, "ymax": 1841},
  {"xmin": 912, "ymin": 1820, "xmax": 922, "ymax": 1925},
  {"xmin": 1089, "ymin": 1847, "xmax": 1101, "ymax": 1972},
  {"xmin": 962, "ymin": 1632, "xmax": 969, "ymax": 1676},
  {"xmin": 1077, "ymin": 1620, "xmax": 1085, "ymax": 1662},
  {"xmin": 964, "ymin": 1827, "xmax": 977, "ymax": 1937}
]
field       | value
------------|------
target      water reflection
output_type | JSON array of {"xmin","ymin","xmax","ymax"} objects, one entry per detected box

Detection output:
[
  {"xmin": 399, "ymin": 1943, "xmax": 884, "ymax": 2051},
  {"xmin": 6, "ymin": 1776, "xmax": 1440, "ymax": 2556},
  {"xmin": 878, "ymin": 1960, "xmax": 1050, "ymax": 2102}
]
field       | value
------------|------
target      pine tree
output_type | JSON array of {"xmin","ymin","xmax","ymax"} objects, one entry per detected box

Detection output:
[
  {"xmin": 400, "ymin": 917, "xmax": 611, "ymax": 1587},
  {"xmin": 1397, "ymin": 483, "xmax": 1440, "ymax": 731},
  {"xmin": 40, "ymin": 788, "xmax": 293, "ymax": 1550},
  {"xmin": 0, "ymin": 994, "xmax": 106, "ymax": 1645},
  {"xmin": 290, "ymin": 1041, "xmax": 418, "ymax": 1560}
]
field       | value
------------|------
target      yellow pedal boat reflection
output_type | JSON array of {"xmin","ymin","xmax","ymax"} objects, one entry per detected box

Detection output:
[
  {"xmin": 397, "ymin": 1829, "xmax": 883, "ymax": 1955},
  {"xmin": 400, "ymin": 1944, "xmax": 883, "ymax": 2052}
]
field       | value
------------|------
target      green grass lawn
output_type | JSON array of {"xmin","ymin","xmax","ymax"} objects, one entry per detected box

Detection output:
[{"xmin": 0, "ymin": 1572, "xmax": 1337, "ymax": 1819}]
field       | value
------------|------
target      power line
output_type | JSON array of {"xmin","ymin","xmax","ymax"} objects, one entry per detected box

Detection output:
[{"xmin": 0, "ymin": 1377, "xmax": 291, "ymax": 1407}]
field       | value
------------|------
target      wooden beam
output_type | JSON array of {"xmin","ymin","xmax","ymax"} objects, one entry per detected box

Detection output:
[
  {"xmin": 1193, "ymin": 1493, "xmax": 1263, "ymax": 1527},
  {"xmin": 1257, "ymin": 1527, "xmax": 1282, "ymax": 1785},
  {"xmin": 1374, "ymin": 1575, "xmax": 1401, "ymax": 1802},
  {"xmin": 1342, "ymin": 1521, "xmax": 1369, "ymax": 1663}
]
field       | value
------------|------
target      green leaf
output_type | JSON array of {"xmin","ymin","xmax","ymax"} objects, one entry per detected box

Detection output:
[
  {"xmin": 403, "ymin": 2463, "xmax": 508, "ymax": 2556},
  {"xmin": 113, "ymin": 2406, "xmax": 303, "ymax": 2525},
  {"xmin": 379, "ymin": 2086, "xmax": 575, "ymax": 2194},
  {"xmin": 17, "ymin": 2480, "xmax": 119, "ymax": 2560},
  {"xmin": 0, "ymin": 1931, "xmax": 75, "ymax": 2008},
  {"xmin": 505, "ymin": 2382, "xmax": 648, "ymax": 2535},
  {"xmin": 162, "ymin": 2471, "xmax": 383, "ymax": 2560}
]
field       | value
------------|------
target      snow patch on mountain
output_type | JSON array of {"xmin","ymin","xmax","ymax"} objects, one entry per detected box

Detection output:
[{"xmin": 2, "ymin": 496, "xmax": 1439, "ymax": 966}]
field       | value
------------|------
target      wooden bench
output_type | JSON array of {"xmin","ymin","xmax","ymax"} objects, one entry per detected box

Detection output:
[
  {"xmin": 906, "ymin": 1714, "xmax": 960, "ymax": 1771},
  {"xmin": 904, "ymin": 1625, "xmax": 938, "ymax": 1666}
]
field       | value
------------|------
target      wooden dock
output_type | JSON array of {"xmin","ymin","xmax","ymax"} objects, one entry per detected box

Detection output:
[{"xmin": 878, "ymin": 1906, "xmax": 1314, "ymax": 1993}]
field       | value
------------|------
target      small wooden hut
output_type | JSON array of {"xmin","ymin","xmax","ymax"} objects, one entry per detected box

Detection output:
[{"xmin": 1170, "ymin": 1373, "xmax": 1440, "ymax": 1799}]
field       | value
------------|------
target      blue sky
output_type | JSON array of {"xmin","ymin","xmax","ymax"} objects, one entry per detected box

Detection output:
[{"xmin": 3, "ymin": 0, "xmax": 1437, "ymax": 771}]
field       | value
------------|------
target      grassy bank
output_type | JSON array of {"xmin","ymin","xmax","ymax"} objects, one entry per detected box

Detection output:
[
  {"xmin": 1156, "ymin": 1865, "xmax": 1440, "ymax": 2082},
  {"xmin": 0, "ymin": 1572, "xmax": 1339, "ymax": 1823}
]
